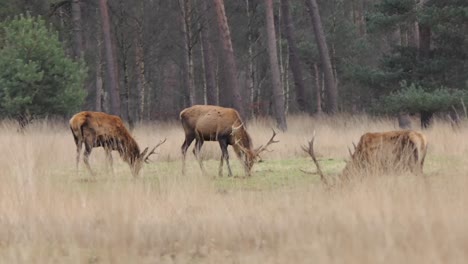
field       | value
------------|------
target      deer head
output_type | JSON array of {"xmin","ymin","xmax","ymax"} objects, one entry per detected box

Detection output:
[{"xmin": 131, "ymin": 138, "xmax": 167, "ymax": 177}]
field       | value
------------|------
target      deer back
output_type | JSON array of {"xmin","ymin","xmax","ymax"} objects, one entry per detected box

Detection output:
[{"xmin": 180, "ymin": 105, "xmax": 246, "ymax": 141}]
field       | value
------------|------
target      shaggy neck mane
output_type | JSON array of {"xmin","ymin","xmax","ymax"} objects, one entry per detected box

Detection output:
[
  {"xmin": 111, "ymin": 131, "xmax": 141, "ymax": 164},
  {"xmin": 232, "ymin": 128, "xmax": 254, "ymax": 158}
]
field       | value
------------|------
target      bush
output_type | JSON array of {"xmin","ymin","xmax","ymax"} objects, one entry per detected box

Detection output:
[
  {"xmin": 0, "ymin": 14, "xmax": 87, "ymax": 118},
  {"xmin": 381, "ymin": 82, "xmax": 465, "ymax": 114}
]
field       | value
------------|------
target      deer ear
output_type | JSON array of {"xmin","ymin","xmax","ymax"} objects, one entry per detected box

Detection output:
[{"xmin": 140, "ymin": 147, "xmax": 149, "ymax": 159}]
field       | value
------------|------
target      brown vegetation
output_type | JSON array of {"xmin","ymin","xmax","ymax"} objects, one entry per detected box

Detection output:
[
  {"xmin": 1, "ymin": 115, "xmax": 467, "ymax": 263},
  {"xmin": 69, "ymin": 111, "xmax": 165, "ymax": 177},
  {"xmin": 180, "ymin": 105, "xmax": 278, "ymax": 177}
]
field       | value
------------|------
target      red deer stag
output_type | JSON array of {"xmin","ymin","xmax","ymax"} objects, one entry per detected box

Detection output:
[
  {"xmin": 180, "ymin": 105, "xmax": 278, "ymax": 177},
  {"xmin": 303, "ymin": 130, "xmax": 428, "ymax": 184},
  {"xmin": 70, "ymin": 111, "xmax": 166, "ymax": 177}
]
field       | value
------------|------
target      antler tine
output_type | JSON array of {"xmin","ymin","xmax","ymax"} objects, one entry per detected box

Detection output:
[
  {"xmin": 348, "ymin": 146, "xmax": 353, "ymax": 157},
  {"xmin": 301, "ymin": 132, "xmax": 328, "ymax": 186},
  {"xmin": 144, "ymin": 138, "xmax": 167, "ymax": 163},
  {"xmin": 234, "ymin": 138, "xmax": 250, "ymax": 155},
  {"xmin": 347, "ymin": 141, "xmax": 357, "ymax": 158},
  {"xmin": 255, "ymin": 128, "xmax": 279, "ymax": 156},
  {"xmin": 231, "ymin": 123, "xmax": 243, "ymax": 136}
]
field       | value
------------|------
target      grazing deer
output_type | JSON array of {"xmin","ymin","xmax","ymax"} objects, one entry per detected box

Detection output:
[
  {"xmin": 69, "ymin": 111, "xmax": 166, "ymax": 177},
  {"xmin": 303, "ymin": 130, "xmax": 428, "ymax": 184},
  {"xmin": 180, "ymin": 105, "xmax": 279, "ymax": 177}
]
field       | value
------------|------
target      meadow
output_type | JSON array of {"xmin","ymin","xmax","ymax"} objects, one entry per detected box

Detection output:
[{"xmin": 0, "ymin": 115, "xmax": 467, "ymax": 263}]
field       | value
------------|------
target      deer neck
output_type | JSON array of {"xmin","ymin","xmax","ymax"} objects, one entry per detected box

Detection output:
[{"xmin": 118, "ymin": 137, "xmax": 141, "ymax": 164}]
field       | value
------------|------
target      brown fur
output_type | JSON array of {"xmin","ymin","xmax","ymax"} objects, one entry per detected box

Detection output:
[
  {"xmin": 69, "ymin": 111, "xmax": 149, "ymax": 177},
  {"xmin": 180, "ymin": 105, "xmax": 256, "ymax": 177},
  {"xmin": 343, "ymin": 130, "xmax": 428, "ymax": 177}
]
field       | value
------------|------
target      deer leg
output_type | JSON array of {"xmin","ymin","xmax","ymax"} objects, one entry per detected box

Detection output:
[
  {"xmin": 243, "ymin": 155, "xmax": 251, "ymax": 177},
  {"xmin": 181, "ymin": 135, "xmax": 195, "ymax": 175},
  {"xmin": 193, "ymin": 138, "xmax": 206, "ymax": 174},
  {"xmin": 83, "ymin": 143, "xmax": 95, "ymax": 176},
  {"xmin": 219, "ymin": 140, "xmax": 233, "ymax": 177},
  {"xmin": 105, "ymin": 148, "xmax": 114, "ymax": 175},
  {"xmin": 218, "ymin": 141, "xmax": 226, "ymax": 177},
  {"xmin": 75, "ymin": 142, "xmax": 82, "ymax": 173},
  {"xmin": 218, "ymin": 154, "xmax": 224, "ymax": 177}
]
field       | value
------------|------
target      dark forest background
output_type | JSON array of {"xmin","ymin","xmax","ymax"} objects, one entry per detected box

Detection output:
[{"xmin": 0, "ymin": 0, "xmax": 467, "ymax": 130}]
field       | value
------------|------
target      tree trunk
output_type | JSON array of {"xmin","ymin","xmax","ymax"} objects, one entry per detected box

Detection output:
[
  {"xmin": 134, "ymin": 20, "xmax": 147, "ymax": 121},
  {"xmin": 420, "ymin": 111, "xmax": 433, "ymax": 129},
  {"xmin": 95, "ymin": 7, "xmax": 105, "ymax": 112},
  {"xmin": 418, "ymin": 24, "xmax": 431, "ymax": 58},
  {"xmin": 246, "ymin": 0, "xmax": 258, "ymax": 117},
  {"xmin": 160, "ymin": 61, "xmax": 180, "ymax": 120},
  {"xmin": 180, "ymin": 0, "xmax": 197, "ymax": 106},
  {"xmin": 281, "ymin": 0, "xmax": 308, "ymax": 113},
  {"xmin": 398, "ymin": 113, "xmax": 412, "ymax": 130},
  {"xmin": 71, "ymin": 0, "xmax": 83, "ymax": 58},
  {"xmin": 355, "ymin": 0, "xmax": 366, "ymax": 37},
  {"xmin": 408, "ymin": 21, "xmax": 420, "ymax": 48},
  {"xmin": 305, "ymin": 0, "xmax": 338, "ymax": 114},
  {"xmin": 200, "ymin": 0, "xmax": 218, "ymax": 105},
  {"xmin": 265, "ymin": 0, "xmax": 287, "ymax": 131},
  {"xmin": 99, "ymin": 0, "xmax": 120, "ymax": 116},
  {"xmin": 314, "ymin": 63, "xmax": 322, "ymax": 114},
  {"xmin": 212, "ymin": 0, "xmax": 245, "ymax": 119}
]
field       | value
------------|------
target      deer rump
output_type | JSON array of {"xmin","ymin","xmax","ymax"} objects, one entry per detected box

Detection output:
[{"xmin": 347, "ymin": 131, "xmax": 428, "ymax": 175}]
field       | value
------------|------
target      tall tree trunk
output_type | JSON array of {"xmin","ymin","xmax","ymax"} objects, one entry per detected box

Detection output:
[
  {"xmin": 71, "ymin": 0, "xmax": 83, "ymax": 58},
  {"xmin": 180, "ymin": 0, "xmax": 197, "ymax": 106},
  {"xmin": 418, "ymin": 24, "xmax": 431, "ymax": 58},
  {"xmin": 281, "ymin": 0, "xmax": 308, "ymax": 113},
  {"xmin": 314, "ymin": 63, "xmax": 323, "ymax": 114},
  {"xmin": 246, "ymin": 0, "xmax": 257, "ymax": 117},
  {"xmin": 95, "ymin": 7, "xmax": 105, "ymax": 112},
  {"xmin": 305, "ymin": 0, "xmax": 338, "ymax": 114},
  {"xmin": 99, "ymin": 0, "xmax": 120, "ymax": 116},
  {"xmin": 212, "ymin": 0, "xmax": 245, "ymax": 119},
  {"xmin": 200, "ymin": 0, "xmax": 217, "ymax": 105},
  {"xmin": 355, "ymin": 0, "xmax": 366, "ymax": 37},
  {"xmin": 265, "ymin": 0, "xmax": 287, "ymax": 131},
  {"xmin": 160, "ymin": 61, "xmax": 180, "ymax": 120},
  {"xmin": 408, "ymin": 21, "xmax": 420, "ymax": 48},
  {"xmin": 122, "ymin": 53, "xmax": 133, "ymax": 128},
  {"xmin": 95, "ymin": 37, "xmax": 105, "ymax": 112},
  {"xmin": 134, "ymin": 20, "xmax": 147, "ymax": 121}
]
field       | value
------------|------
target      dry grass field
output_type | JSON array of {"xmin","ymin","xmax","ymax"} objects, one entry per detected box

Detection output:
[{"xmin": 0, "ymin": 115, "xmax": 468, "ymax": 263}]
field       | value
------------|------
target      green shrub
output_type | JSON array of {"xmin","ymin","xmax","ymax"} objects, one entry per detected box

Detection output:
[{"xmin": 0, "ymin": 14, "xmax": 87, "ymax": 118}]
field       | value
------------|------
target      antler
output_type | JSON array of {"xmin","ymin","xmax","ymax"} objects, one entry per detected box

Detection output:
[
  {"xmin": 234, "ymin": 138, "xmax": 250, "ymax": 154},
  {"xmin": 231, "ymin": 123, "xmax": 243, "ymax": 136},
  {"xmin": 254, "ymin": 129, "xmax": 279, "ymax": 156},
  {"xmin": 301, "ymin": 132, "xmax": 328, "ymax": 186},
  {"xmin": 347, "ymin": 142, "xmax": 357, "ymax": 158},
  {"xmin": 144, "ymin": 138, "xmax": 167, "ymax": 163}
]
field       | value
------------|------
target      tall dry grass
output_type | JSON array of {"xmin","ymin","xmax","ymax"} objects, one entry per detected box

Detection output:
[{"xmin": 0, "ymin": 115, "xmax": 468, "ymax": 263}]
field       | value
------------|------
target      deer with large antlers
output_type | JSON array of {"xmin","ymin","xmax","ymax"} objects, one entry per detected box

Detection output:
[
  {"xmin": 70, "ymin": 111, "xmax": 166, "ymax": 177},
  {"xmin": 180, "ymin": 105, "xmax": 279, "ymax": 177},
  {"xmin": 303, "ymin": 130, "xmax": 428, "ymax": 184}
]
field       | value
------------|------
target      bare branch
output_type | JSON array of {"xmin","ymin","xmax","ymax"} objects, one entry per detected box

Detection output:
[
  {"xmin": 255, "ymin": 129, "xmax": 279, "ymax": 156},
  {"xmin": 144, "ymin": 138, "xmax": 167, "ymax": 163},
  {"xmin": 301, "ymin": 132, "xmax": 328, "ymax": 185}
]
